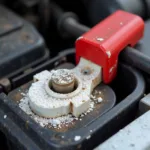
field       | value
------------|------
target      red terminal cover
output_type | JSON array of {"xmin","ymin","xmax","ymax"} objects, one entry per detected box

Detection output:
[{"xmin": 76, "ymin": 10, "xmax": 144, "ymax": 83}]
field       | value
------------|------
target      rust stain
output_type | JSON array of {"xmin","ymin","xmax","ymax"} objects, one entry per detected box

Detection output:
[
  {"xmin": 70, "ymin": 102, "xmax": 73, "ymax": 113},
  {"xmin": 12, "ymin": 92, "xmax": 23, "ymax": 103},
  {"xmin": 25, "ymin": 121, "xmax": 29, "ymax": 130},
  {"xmin": 81, "ymin": 66, "xmax": 94, "ymax": 75},
  {"xmin": 4, "ymin": 24, "xmax": 12, "ymax": 30},
  {"xmin": 77, "ymin": 144, "xmax": 82, "ymax": 149},
  {"xmin": 21, "ymin": 32, "xmax": 34, "ymax": 44}
]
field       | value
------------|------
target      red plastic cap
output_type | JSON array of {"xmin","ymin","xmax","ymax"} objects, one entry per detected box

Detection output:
[{"xmin": 76, "ymin": 10, "xmax": 144, "ymax": 83}]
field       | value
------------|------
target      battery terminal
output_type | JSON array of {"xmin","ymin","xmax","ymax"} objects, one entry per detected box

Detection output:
[{"xmin": 27, "ymin": 57, "xmax": 102, "ymax": 118}]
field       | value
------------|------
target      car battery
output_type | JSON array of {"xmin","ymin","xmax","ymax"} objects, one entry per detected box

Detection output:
[
  {"xmin": 0, "ymin": 10, "xmax": 146, "ymax": 150},
  {"xmin": 0, "ymin": 49, "xmax": 144, "ymax": 150},
  {"xmin": 0, "ymin": 5, "xmax": 49, "ymax": 79}
]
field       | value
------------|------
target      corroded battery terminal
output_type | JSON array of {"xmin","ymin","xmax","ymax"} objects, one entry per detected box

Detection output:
[
  {"xmin": 29, "ymin": 58, "xmax": 101, "ymax": 117},
  {"xmin": 28, "ymin": 10, "xmax": 144, "ymax": 118}
]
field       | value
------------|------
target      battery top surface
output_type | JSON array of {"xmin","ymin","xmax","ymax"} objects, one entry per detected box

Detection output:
[{"xmin": 0, "ymin": 6, "xmax": 47, "ymax": 77}]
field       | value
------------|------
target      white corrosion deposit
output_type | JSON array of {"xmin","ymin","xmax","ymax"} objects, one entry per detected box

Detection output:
[
  {"xmin": 19, "ymin": 95, "xmax": 95, "ymax": 128},
  {"xmin": 19, "ymin": 57, "xmax": 103, "ymax": 128}
]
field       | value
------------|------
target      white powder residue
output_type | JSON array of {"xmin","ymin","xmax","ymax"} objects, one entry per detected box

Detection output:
[
  {"xmin": 106, "ymin": 51, "xmax": 111, "ymax": 58},
  {"xmin": 98, "ymin": 97, "xmax": 103, "ymax": 103},
  {"xmin": 19, "ymin": 95, "xmax": 95, "ymax": 128},
  {"xmin": 4, "ymin": 115, "xmax": 7, "ymax": 119},
  {"xmin": 86, "ymin": 135, "xmax": 91, "ymax": 140},
  {"xmin": 51, "ymin": 69, "xmax": 74, "ymax": 85},
  {"xmin": 90, "ymin": 90, "xmax": 103, "ymax": 104},
  {"xmin": 120, "ymin": 22, "xmax": 123, "ymax": 25},
  {"xmin": 19, "ymin": 96, "xmax": 74, "ymax": 128},
  {"xmin": 21, "ymin": 92, "xmax": 26, "ymax": 96},
  {"xmin": 74, "ymin": 136, "xmax": 81, "ymax": 141},
  {"xmin": 97, "ymin": 38, "xmax": 104, "ymax": 41},
  {"xmin": 33, "ymin": 70, "xmax": 51, "ymax": 82},
  {"xmin": 77, "ymin": 36, "xmax": 83, "ymax": 40},
  {"xmin": 18, "ymin": 62, "xmax": 101, "ymax": 128},
  {"xmin": 109, "ymin": 64, "xmax": 117, "ymax": 73}
]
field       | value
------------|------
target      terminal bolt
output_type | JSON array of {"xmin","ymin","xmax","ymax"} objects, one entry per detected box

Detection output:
[{"xmin": 51, "ymin": 69, "xmax": 75, "ymax": 94}]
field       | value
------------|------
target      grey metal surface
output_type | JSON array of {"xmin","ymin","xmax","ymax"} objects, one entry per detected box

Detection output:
[{"xmin": 95, "ymin": 110, "xmax": 150, "ymax": 150}]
